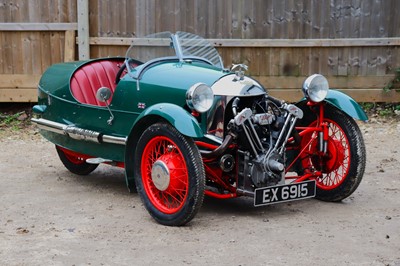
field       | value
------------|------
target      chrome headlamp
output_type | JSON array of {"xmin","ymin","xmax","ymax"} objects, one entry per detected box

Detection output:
[
  {"xmin": 186, "ymin": 83, "xmax": 214, "ymax": 113},
  {"xmin": 302, "ymin": 74, "xmax": 329, "ymax": 102}
]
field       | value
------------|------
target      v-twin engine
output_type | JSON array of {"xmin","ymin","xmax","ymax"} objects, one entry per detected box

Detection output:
[{"xmin": 228, "ymin": 96, "xmax": 303, "ymax": 189}]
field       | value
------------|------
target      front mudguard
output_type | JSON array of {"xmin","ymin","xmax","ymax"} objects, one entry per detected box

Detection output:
[
  {"xmin": 296, "ymin": 90, "xmax": 368, "ymax": 121},
  {"xmin": 124, "ymin": 103, "xmax": 204, "ymax": 192},
  {"xmin": 134, "ymin": 103, "xmax": 204, "ymax": 138}
]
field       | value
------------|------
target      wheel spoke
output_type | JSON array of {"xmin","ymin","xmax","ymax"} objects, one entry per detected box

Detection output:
[
  {"xmin": 141, "ymin": 135, "xmax": 189, "ymax": 214},
  {"xmin": 301, "ymin": 118, "xmax": 351, "ymax": 190}
]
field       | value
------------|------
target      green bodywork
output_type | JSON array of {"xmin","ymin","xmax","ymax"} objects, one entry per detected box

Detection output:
[
  {"xmin": 35, "ymin": 57, "xmax": 226, "ymax": 163},
  {"xmin": 325, "ymin": 90, "xmax": 368, "ymax": 121}
]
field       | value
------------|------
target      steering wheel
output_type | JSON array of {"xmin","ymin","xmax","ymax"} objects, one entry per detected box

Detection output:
[{"xmin": 115, "ymin": 59, "xmax": 144, "ymax": 84}]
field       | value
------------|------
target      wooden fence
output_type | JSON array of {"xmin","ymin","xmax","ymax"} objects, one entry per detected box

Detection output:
[{"xmin": 1, "ymin": 0, "xmax": 400, "ymax": 102}]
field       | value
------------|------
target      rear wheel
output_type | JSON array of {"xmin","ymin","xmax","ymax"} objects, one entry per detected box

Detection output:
[
  {"xmin": 299, "ymin": 105, "xmax": 366, "ymax": 201},
  {"xmin": 56, "ymin": 146, "xmax": 98, "ymax": 175},
  {"xmin": 134, "ymin": 123, "xmax": 205, "ymax": 226}
]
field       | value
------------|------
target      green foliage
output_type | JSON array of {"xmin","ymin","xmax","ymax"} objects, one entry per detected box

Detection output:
[
  {"xmin": 0, "ymin": 111, "xmax": 24, "ymax": 129},
  {"xmin": 360, "ymin": 102, "xmax": 400, "ymax": 118},
  {"xmin": 383, "ymin": 68, "xmax": 400, "ymax": 92},
  {"xmin": 378, "ymin": 109, "xmax": 392, "ymax": 117},
  {"xmin": 360, "ymin": 102, "xmax": 375, "ymax": 111}
]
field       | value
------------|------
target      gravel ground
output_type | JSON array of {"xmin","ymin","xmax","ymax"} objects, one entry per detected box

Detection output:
[{"xmin": 0, "ymin": 119, "xmax": 399, "ymax": 266}]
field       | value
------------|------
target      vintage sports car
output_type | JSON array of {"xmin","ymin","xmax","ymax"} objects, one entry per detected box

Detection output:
[{"xmin": 32, "ymin": 31, "xmax": 367, "ymax": 226}]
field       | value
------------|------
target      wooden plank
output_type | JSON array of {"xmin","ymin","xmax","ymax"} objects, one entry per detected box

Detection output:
[
  {"xmin": 184, "ymin": 0, "xmax": 195, "ymax": 33},
  {"xmin": 301, "ymin": 0, "xmax": 311, "ymax": 39},
  {"xmin": 77, "ymin": 0, "xmax": 90, "ymax": 59},
  {"xmin": 89, "ymin": 37, "xmax": 171, "ymax": 46},
  {"xmin": 3, "ymin": 32, "xmax": 13, "ymax": 74},
  {"xmin": 268, "ymin": 88, "xmax": 400, "ymax": 103},
  {"xmin": 64, "ymin": 30, "xmax": 76, "ymax": 62},
  {"xmin": 125, "ymin": 0, "xmax": 136, "ymax": 37},
  {"xmin": 27, "ymin": 0, "xmax": 39, "ymax": 23},
  {"xmin": 136, "ymin": 0, "xmax": 146, "ymax": 35},
  {"xmin": 394, "ymin": 0, "xmax": 400, "ymax": 37},
  {"xmin": 241, "ymin": 0, "xmax": 255, "ymax": 39},
  {"xmin": 221, "ymin": 0, "xmax": 232, "ymax": 38},
  {"xmin": 271, "ymin": 0, "xmax": 285, "ymax": 39},
  {"xmin": 0, "ymin": 33, "xmax": 4, "ymax": 73},
  {"xmin": 270, "ymin": 48, "xmax": 280, "ymax": 75},
  {"xmin": 255, "ymin": 75, "xmax": 396, "ymax": 89},
  {"xmin": 21, "ymin": 32, "xmax": 33, "ymax": 74},
  {"xmin": 118, "ymin": 0, "xmax": 127, "ymax": 36},
  {"xmin": 59, "ymin": 0, "xmax": 68, "ymax": 22},
  {"xmin": 145, "ymin": 0, "xmax": 156, "ymax": 35},
  {"xmin": 109, "ymin": 0, "xmax": 120, "ymax": 36},
  {"xmin": 206, "ymin": 0, "xmax": 217, "ymax": 37},
  {"xmin": 231, "ymin": 0, "xmax": 242, "ymax": 38},
  {"xmin": 31, "ymin": 32, "xmax": 42, "ymax": 74},
  {"xmin": 376, "ymin": 47, "xmax": 388, "ymax": 76},
  {"xmin": 11, "ymin": 31, "xmax": 23, "ymax": 74},
  {"xmin": 88, "ymin": 37, "xmax": 400, "ymax": 47},
  {"xmin": 0, "ymin": 23, "xmax": 78, "ymax": 31},
  {"xmin": 0, "ymin": 74, "xmax": 41, "ymax": 88},
  {"xmin": 42, "ymin": 32, "xmax": 53, "ymax": 72},
  {"xmin": 96, "ymin": 0, "xmax": 105, "ymax": 37},
  {"xmin": 88, "ymin": 0, "xmax": 99, "ymax": 37},
  {"xmin": 359, "ymin": 0, "xmax": 371, "ymax": 75},
  {"xmin": 0, "ymin": 88, "xmax": 37, "ymax": 102}
]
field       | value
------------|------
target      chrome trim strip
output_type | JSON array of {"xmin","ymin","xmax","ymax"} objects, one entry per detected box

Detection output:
[
  {"xmin": 101, "ymin": 135, "xmax": 127, "ymax": 145},
  {"xmin": 31, "ymin": 118, "xmax": 126, "ymax": 146},
  {"xmin": 31, "ymin": 118, "xmax": 66, "ymax": 135}
]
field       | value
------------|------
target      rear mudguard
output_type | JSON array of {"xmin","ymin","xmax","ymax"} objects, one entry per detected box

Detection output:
[
  {"xmin": 124, "ymin": 103, "xmax": 203, "ymax": 192},
  {"xmin": 296, "ymin": 90, "xmax": 368, "ymax": 121}
]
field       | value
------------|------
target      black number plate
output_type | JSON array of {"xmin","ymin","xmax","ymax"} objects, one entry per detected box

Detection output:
[{"xmin": 254, "ymin": 180, "xmax": 316, "ymax": 206}]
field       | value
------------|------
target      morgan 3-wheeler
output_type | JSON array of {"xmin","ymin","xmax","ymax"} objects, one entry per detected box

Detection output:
[{"xmin": 32, "ymin": 31, "xmax": 367, "ymax": 226}]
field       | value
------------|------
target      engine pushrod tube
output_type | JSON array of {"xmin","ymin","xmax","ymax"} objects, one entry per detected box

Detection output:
[
  {"xmin": 278, "ymin": 117, "xmax": 298, "ymax": 155},
  {"xmin": 248, "ymin": 120, "xmax": 265, "ymax": 152},
  {"xmin": 273, "ymin": 113, "xmax": 293, "ymax": 151},
  {"xmin": 242, "ymin": 123, "xmax": 258, "ymax": 157}
]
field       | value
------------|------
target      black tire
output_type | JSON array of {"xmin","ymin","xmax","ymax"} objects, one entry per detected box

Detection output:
[
  {"xmin": 299, "ymin": 105, "xmax": 366, "ymax": 202},
  {"xmin": 134, "ymin": 123, "xmax": 205, "ymax": 226},
  {"xmin": 56, "ymin": 146, "xmax": 98, "ymax": 175}
]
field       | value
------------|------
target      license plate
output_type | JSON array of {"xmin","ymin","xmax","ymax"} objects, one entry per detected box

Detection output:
[{"xmin": 254, "ymin": 180, "xmax": 316, "ymax": 206}]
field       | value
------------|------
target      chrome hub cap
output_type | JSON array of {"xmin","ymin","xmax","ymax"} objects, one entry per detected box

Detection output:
[{"xmin": 151, "ymin": 160, "xmax": 170, "ymax": 191}]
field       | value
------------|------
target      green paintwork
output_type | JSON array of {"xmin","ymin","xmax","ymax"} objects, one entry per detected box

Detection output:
[
  {"xmin": 35, "ymin": 57, "xmax": 226, "ymax": 164},
  {"xmin": 133, "ymin": 103, "xmax": 203, "ymax": 138},
  {"xmin": 32, "ymin": 105, "xmax": 47, "ymax": 114},
  {"xmin": 38, "ymin": 60, "xmax": 89, "ymax": 102},
  {"xmin": 325, "ymin": 90, "xmax": 368, "ymax": 121}
]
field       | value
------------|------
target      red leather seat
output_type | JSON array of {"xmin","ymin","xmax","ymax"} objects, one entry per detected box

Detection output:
[{"xmin": 70, "ymin": 60, "xmax": 123, "ymax": 106}]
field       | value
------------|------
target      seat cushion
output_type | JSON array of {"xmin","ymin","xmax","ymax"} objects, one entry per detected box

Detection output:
[{"xmin": 70, "ymin": 59, "xmax": 123, "ymax": 106}]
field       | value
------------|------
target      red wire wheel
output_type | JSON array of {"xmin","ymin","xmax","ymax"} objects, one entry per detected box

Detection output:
[
  {"xmin": 141, "ymin": 136, "xmax": 189, "ymax": 214},
  {"xmin": 301, "ymin": 120, "xmax": 350, "ymax": 190},
  {"xmin": 298, "ymin": 105, "xmax": 366, "ymax": 202},
  {"xmin": 55, "ymin": 146, "xmax": 98, "ymax": 175},
  {"xmin": 134, "ymin": 123, "xmax": 205, "ymax": 226}
]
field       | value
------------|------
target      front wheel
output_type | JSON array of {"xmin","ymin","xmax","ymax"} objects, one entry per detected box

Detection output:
[
  {"xmin": 134, "ymin": 123, "xmax": 205, "ymax": 226},
  {"xmin": 299, "ymin": 105, "xmax": 366, "ymax": 202}
]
